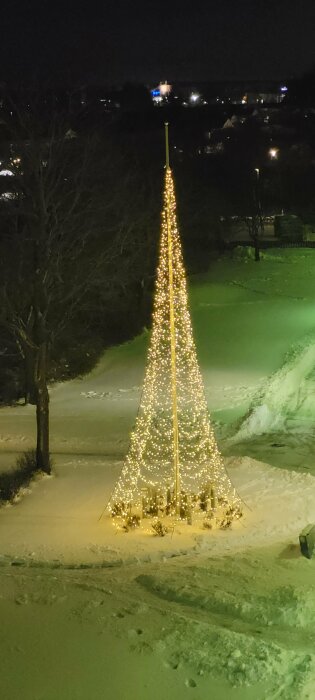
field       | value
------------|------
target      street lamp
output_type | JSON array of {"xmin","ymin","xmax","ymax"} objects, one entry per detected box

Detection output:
[
  {"xmin": 253, "ymin": 167, "xmax": 263, "ymax": 257},
  {"xmin": 254, "ymin": 168, "xmax": 261, "ymax": 211}
]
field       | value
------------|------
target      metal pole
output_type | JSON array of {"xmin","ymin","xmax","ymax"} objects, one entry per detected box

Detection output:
[
  {"xmin": 165, "ymin": 122, "xmax": 170, "ymax": 168},
  {"xmin": 164, "ymin": 123, "xmax": 180, "ymax": 516}
]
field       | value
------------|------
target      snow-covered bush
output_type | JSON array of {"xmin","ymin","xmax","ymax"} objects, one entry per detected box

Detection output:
[{"xmin": 0, "ymin": 450, "xmax": 48, "ymax": 505}]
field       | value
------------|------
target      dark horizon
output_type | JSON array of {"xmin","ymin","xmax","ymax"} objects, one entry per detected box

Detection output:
[{"xmin": 1, "ymin": 0, "xmax": 315, "ymax": 87}]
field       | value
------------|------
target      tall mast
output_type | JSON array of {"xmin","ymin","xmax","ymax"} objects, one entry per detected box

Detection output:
[{"xmin": 164, "ymin": 122, "xmax": 180, "ymax": 515}]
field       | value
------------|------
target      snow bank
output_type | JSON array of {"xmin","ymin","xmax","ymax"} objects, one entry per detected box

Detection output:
[{"xmin": 232, "ymin": 337, "xmax": 315, "ymax": 439}]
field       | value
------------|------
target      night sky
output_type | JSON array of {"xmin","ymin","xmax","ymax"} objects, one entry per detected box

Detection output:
[{"xmin": 2, "ymin": 0, "xmax": 315, "ymax": 85}]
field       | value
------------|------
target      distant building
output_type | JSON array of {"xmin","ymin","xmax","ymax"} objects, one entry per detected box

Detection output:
[
  {"xmin": 159, "ymin": 81, "xmax": 172, "ymax": 97},
  {"xmin": 168, "ymin": 80, "xmax": 288, "ymax": 106},
  {"xmin": 151, "ymin": 81, "xmax": 172, "ymax": 104},
  {"xmin": 219, "ymin": 81, "xmax": 288, "ymax": 105}
]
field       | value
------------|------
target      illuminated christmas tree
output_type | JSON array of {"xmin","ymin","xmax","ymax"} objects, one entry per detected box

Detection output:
[{"xmin": 109, "ymin": 125, "xmax": 241, "ymax": 529}]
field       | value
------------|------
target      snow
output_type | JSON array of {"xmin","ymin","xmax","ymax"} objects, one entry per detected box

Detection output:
[
  {"xmin": 1, "ymin": 249, "xmax": 315, "ymax": 699},
  {"xmin": 0, "ymin": 456, "xmax": 314, "ymax": 566}
]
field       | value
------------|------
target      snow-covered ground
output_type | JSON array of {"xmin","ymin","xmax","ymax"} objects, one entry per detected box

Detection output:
[{"xmin": 1, "ymin": 249, "xmax": 315, "ymax": 700}]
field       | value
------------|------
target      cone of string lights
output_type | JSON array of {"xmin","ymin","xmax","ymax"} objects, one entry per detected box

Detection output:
[{"xmin": 108, "ymin": 124, "xmax": 242, "ymax": 531}]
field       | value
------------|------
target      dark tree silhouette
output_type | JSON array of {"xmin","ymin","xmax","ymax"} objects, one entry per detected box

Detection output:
[{"xmin": 0, "ymin": 111, "xmax": 158, "ymax": 472}]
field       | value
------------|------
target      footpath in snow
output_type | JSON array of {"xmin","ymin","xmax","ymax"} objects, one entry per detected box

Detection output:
[{"xmin": 1, "ymin": 250, "xmax": 315, "ymax": 699}]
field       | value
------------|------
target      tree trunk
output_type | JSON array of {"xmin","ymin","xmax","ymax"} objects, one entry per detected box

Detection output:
[
  {"xmin": 35, "ymin": 341, "xmax": 50, "ymax": 474},
  {"xmin": 254, "ymin": 237, "xmax": 260, "ymax": 262},
  {"xmin": 24, "ymin": 309, "xmax": 37, "ymax": 405},
  {"xmin": 24, "ymin": 346, "xmax": 37, "ymax": 405}
]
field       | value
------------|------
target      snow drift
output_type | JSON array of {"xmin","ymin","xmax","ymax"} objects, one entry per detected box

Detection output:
[{"xmin": 232, "ymin": 337, "xmax": 315, "ymax": 441}]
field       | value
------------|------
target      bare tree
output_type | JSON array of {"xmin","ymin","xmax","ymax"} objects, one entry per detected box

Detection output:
[
  {"xmin": 0, "ymin": 113, "xmax": 139, "ymax": 473},
  {"xmin": 241, "ymin": 214, "xmax": 265, "ymax": 262}
]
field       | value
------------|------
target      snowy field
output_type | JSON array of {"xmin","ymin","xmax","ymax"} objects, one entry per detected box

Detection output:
[{"xmin": 1, "ymin": 249, "xmax": 315, "ymax": 700}]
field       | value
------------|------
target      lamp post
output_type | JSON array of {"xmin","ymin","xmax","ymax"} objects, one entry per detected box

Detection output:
[
  {"xmin": 165, "ymin": 122, "xmax": 180, "ymax": 516},
  {"xmin": 254, "ymin": 167, "xmax": 260, "ymax": 208},
  {"xmin": 252, "ymin": 167, "xmax": 263, "ymax": 261}
]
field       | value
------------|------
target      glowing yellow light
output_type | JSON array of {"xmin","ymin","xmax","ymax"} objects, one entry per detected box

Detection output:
[{"xmin": 108, "ymin": 163, "xmax": 241, "ymax": 529}]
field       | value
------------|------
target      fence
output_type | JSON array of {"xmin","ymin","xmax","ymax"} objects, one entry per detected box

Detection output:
[{"xmin": 227, "ymin": 240, "xmax": 315, "ymax": 249}]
